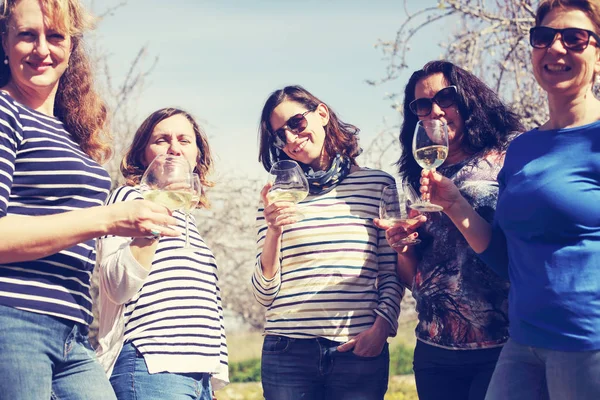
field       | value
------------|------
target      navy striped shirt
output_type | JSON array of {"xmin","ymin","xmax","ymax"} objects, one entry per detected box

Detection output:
[
  {"xmin": 102, "ymin": 186, "xmax": 228, "ymax": 380},
  {"xmin": 0, "ymin": 91, "xmax": 111, "ymax": 326}
]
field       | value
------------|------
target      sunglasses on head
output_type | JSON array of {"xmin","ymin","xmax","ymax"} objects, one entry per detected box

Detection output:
[
  {"xmin": 529, "ymin": 26, "xmax": 600, "ymax": 51},
  {"xmin": 409, "ymin": 85, "xmax": 458, "ymax": 117},
  {"xmin": 271, "ymin": 108, "xmax": 316, "ymax": 150}
]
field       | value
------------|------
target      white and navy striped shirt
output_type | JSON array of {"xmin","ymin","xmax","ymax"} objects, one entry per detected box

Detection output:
[
  {"xmin": 100, "ymin": 186, "xmax": 228, "ymax": 384},
  {"xmin": 252, "ymin": 168, "xmax": 404, "ymax": 341},
  {"xmin": 0, "ymin": 91, "xmax": 111, "ymax": 326}
]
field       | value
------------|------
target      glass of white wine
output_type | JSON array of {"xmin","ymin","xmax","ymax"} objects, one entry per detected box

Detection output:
[
  {"xmin": 379, "ymin": 184, "xmax": 421, "ymax": 247},
  {"xmin": 411, "ymin": 119, "xmax": 449, "ymax": 212},
  {"xmin": 266, "ymin": 160, "xmax": 309, "ymax": 221},
  {"xmin": 140, "ymin": 153, "xmax": 193, "ymax": 220},
  {"xmin": 181, "ymin": 173, "xmax": 201, "ymax": 251}
]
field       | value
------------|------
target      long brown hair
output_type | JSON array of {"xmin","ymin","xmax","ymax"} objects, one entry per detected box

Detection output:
[
  {"xmin": 0, "ymin": 0, "xmax": 111, "ymax": 163},
  {"xmin": 121, "ymin": 108, "xmax": 214, "ymax": 209},
  {"xmin": 257, "ymin": 85, "xmax": 361, "ymax": 172}
]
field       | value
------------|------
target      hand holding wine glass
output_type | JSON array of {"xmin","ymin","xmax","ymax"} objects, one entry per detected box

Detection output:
[
  {"xmin": 411, "ymin": 119, "xmax": 449, "ymax": 212},
  {"xmin": 378, "ymin": 184, "xmax": 423, "ymax": 247},
  {"xmin": 263, "ymin": 160, "xmax": 309, "ymax": 226}
]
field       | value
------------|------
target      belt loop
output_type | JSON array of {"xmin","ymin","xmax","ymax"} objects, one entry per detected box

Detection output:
[{"xmin": 203, "ymin": 373, "xmax": 210, "ymax": 388}]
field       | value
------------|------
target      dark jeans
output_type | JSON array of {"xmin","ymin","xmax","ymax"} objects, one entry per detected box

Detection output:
[
  {"xmin": 413, "ymin": 340, "xmax": 503, "ymax": 400},
  {"xmin": 261, "ymin": 335, "xmax": 389, "ymax": 400}
]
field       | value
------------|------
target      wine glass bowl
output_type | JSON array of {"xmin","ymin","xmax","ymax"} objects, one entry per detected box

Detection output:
[
  {"xmin": 140, "ymin": 154, "xmax": 194, "ymax": 211},
  {"xmin": 411, "ymin": 120, "xmax": 449, "ymax": 212},
  {"xmin": 379, "ymin": 184, "xmax": 421, "ymax": 247},
  {"xmin": 267, "ymin": 160, "xmax": 309, "ymax": 221}
]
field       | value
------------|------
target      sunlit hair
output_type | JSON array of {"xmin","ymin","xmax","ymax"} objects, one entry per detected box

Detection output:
[
  {"xmin": 258, "ymin": 85, "xmax": 361, "ymax": 172},
  {"xmin": 536, "ymin": 0, "xmax": 600, "ymax": 31},
  {"xmin": 0, "ymin": 0, "xmax": 111, "ymax": 163},
  {"xmin": 398, "ymin": 60, "xmax": 523, "ymax": 191},
  {"xmin": 121, "ymin": 108, "xmax": 214, "ymax": 209}
]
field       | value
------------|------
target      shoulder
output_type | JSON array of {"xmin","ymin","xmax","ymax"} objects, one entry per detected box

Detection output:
[
  {"xmin": 105, "ymin": 185, "xmax": 142, "ymax": 205},
  {"xmin": 348, "ymin": 167, "xmax": 395, "ymax": 183}
]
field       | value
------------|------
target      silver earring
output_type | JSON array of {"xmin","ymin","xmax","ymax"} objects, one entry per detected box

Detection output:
[{"xmin": 3, "ymin": 56, "xmax": 7, "ymax": 65}]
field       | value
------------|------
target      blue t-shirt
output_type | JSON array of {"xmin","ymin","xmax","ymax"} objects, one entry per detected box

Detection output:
[
  {"xmin": 0, "ymin": 91, "xmax": 111, "ymax": 326},
  {"xmin": 480, "ymin": 120, "xmax": 600, "ymax": 351}
]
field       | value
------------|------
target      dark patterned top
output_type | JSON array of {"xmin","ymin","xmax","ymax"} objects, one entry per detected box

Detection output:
[{"xmin": 412, "ymin": 155, "xmax": 509, "ymax": 349}]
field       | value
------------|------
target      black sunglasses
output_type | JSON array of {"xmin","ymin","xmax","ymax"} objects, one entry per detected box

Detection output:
[
  {"xmin": 271, "ymin": 108, "xmax": 315, "ymax": 149},
  {"xmin": 409, "ymin": 86, "xmax": 458, "ymax": 117},
  {"xmin": 529, "ymin": 26, "xmax": 600, "ymax": 51}
]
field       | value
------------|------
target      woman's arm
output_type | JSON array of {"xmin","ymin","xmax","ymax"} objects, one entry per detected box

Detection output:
[
  {"xmin": 251, "ymin": 183, "xmax": 299, "ymax": 306},
  {"xmin": 0, "ymin": 200, "xmax": 179, "ymax": 264}
]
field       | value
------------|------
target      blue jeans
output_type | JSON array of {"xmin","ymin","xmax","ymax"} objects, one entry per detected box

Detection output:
[
  {"xmin": 0, "ymin": 304, "xmax": 116, "ymax": 400},
  {"xmin": 413, "ymin": 340, "xmax": 503, "ymax": 400},
  {"xmin": 110, "ymin": 342, "xmax": 212, "ymax": 400},
  {"xmin": 261, "ymin": 335, "xmax": 389, "ymax": 400},
  {"xmin": 485, "ymin": 338, "xmax": 600, "ymax": 400}
]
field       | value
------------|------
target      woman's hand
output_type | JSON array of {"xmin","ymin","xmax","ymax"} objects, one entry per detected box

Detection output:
[
  {"xmin": 420, "ymin": 169, "xmax": 462, "ymax": 212},
  {"xmin": 260, "ymin": 183, "xmax": 300, "ymax": 235},
  {"xmin": 336, "ymin": 316, "xmax": 390, "ymax": 357},
  {"xmin": 373, "ymin": 212, "xmax": 427, "ymax": 253},
  {"xmin": 105, "ymin": 200, "xmax": 180, "ymax": 238}
]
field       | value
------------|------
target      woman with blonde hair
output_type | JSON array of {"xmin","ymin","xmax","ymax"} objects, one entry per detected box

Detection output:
[{"xmin": 0, "ymin": 1, "xmax": 176, "ymax": 398}]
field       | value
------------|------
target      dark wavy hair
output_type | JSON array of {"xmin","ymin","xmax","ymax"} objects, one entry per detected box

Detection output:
[
  {"xmin": 398, "ymin": 60, "xmax": 523, "ymax": 190},
  {"xmin": 120, "ymin": 108, "xmax": 214, "ymax": 209},
  {"xmin": 258, "ymin": 85, "xmax": 361, "ymax": 172},
  {"xmin": 0, "ymin": 0, "xmax": 111, "ymax": 163}
]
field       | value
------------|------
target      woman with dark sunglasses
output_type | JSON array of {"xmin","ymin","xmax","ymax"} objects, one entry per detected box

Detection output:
[
  {"xmin": 419, "ymin": 1, "xmax": 600, "ymax": 399},
  {"xmin": 378, "ymin": 60, "xmax": 522, "ymax": 400},
  {"xmin": 252, "ymin": 85, "xmax": 404, "ymax": 399}
]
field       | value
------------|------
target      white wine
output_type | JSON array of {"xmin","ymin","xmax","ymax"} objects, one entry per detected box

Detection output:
[
  {"xmin": 143, "ymin": 190, "xmax": 193, "ymax": 211},
  {"xmin": 184, "ymin": 195, "xmax": 201, "ymax": 212},
  {"xmin": 385, "ymin": 218, "xmax": 420, "ymax": 229},
  {"xmin": 267, "ymin": 188, "xmax": 308, "ymax": 204},
  {"xmin": 414, "ymin": 145, "xmax": 448, "ymax": 170}
]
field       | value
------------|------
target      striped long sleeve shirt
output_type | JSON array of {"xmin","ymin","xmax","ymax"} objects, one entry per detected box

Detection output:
[
  {"xmin": 252, "ymin": 168, "xmax": 404, "ymax": 341},
  {"xmin": 0, "ymin": 91, "xmax": 111, "ymax": 326},
  {"xmin": 97, "ymin": 185, "xmax": 229, "ymax": 389}
]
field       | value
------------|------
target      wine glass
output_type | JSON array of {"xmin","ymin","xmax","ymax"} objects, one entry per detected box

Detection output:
[
  {"xmin": 379, "ymin": 184, "xmax": 422, "ymax": 247},
  {"xmin": 182, "ymin": 173, "xmax": 201, "ymax": 251},
  {"xmin": 410, "ymin": 119, "xmax": 449, "ymax": 212},
  {"xmin": 266, "ymin": 160, "xmax": 309, "ymax": 221},
  {"xmin": 140, "ymin": 153, "xmax": 193, "ymax": 213}
]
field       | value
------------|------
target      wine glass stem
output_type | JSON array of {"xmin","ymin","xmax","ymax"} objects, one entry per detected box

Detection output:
[{"xmin": 184, "ymin": 213, "xmax": 190, "ymax": 248}]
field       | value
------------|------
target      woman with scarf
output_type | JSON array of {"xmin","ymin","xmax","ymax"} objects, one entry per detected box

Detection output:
[{"xmin": 251, "ymin": 85, "xmax": 404, "ymax": 400}]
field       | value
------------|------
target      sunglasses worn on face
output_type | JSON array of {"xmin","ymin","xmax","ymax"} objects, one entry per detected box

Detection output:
[
  {"xmin": 271, "ymin": 108, "xmax": 315, "ymax": 149},
  {"xmin": 529, "ymin": 26, "xmax": 600, "ymax": 51},
  {"xmin": 409, "ymin": 86, "xmax": 458, "ymax": 117}
]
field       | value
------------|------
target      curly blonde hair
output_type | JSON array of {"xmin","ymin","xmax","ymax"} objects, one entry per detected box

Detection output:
[
  {"xmin": 0, "ymin": 0, "xmax": 111, "ymax": 164},
  {"xmin": 120, "ymin": 108, "xmax": 214, "ymax": 209}
]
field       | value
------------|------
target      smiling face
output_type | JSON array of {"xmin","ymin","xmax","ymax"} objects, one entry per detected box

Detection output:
[
  {"xmin": 2, "ymin": 0, "xmax": 72, "ymax": 96},
  {"xmin": 143, "ymin": 114, "xmax": 199, "ymax": 170},
  {"xmin": 532, "ymin": 7, "xmax": 600, "ymax": 98},
  {"xmin": 414, "ymin": 72, "xmax": 465, "ymax": 150},
  {"xmin": 269, "ymin": 100, "xmax": 330, "ymax": 170}
]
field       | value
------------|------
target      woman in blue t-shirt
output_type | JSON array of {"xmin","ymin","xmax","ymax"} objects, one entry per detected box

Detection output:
[{"xmin": 419, "ymin": 0, "xmax": 600, "ymax": 398}]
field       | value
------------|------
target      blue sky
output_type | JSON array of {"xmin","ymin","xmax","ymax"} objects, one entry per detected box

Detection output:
[{"xmin": 92, "ymin": 0, "xmax": 443, "ymax": 179}]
